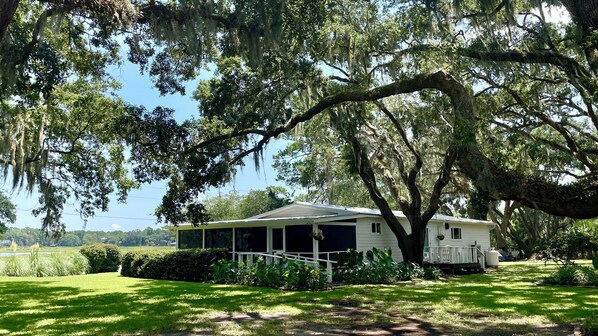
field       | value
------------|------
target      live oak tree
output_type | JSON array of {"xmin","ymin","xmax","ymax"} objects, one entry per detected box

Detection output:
[
  {"xmin": 272, "ymin": 113, "xmax": 376, "ymax": 208},
  {"xmin": 3, "ymin": 0, "xmax": 598, "ymax": 262},
  {"xmin": 128, "ymin": 0, "xmax": 597, "ymax": 264},
  {"xmin": 0, "ymin": 192, "xmax": 17, "ymax": 235},
  {"xmin": 203, "ymin": 186, "xmax": 292, "ymax": 221},
  {"xmin": 0, "ymin": 0, "xmax": 137, "ymax": 234}
]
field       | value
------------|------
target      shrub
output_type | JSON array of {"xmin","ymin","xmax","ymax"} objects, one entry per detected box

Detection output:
[
  {"xmin": 80, "ymin": 244, "xmax": 122, "ymax": 273},
  {"xmin": 423, "ymin": 266, "xmax": 443, "ymax": 280},
  {"xmin": 537, "ymin": 228, "xmax": 598, "ymax": 265},
  {"xmin": 212, "ymin": 257, "xmax": 327, "ymax": 290},
  {"xmin": 120, "ymin": 250, "xmax": 159, "ymax": 277},
  {"xmin": 395, "ymin": 262, "xmax": 423, "ymax": 281},
  {"xmin": 543, "ymin": 265, "xmax": 598, "ymax": 287},
  {"xmin": 582, "ymin": 315, "xmax": 598, "ymax": 336},
  {"xmin": 121, "ymin": 248, "xmax": 228, "ymax": 282},
  {"xmin": 593, "ymin": 257, "xmax": 598, "ymax": 270},
  {"xmin": 213, "ymin": 259, "xmax": 242, "ymax": 284},
  {"xmin": 283, "ymin": 260, "xmax": 327, "ymax": 290},
  {"xmin": 334, "ymin": 248, "xmax": 425, "ymax": 284}
]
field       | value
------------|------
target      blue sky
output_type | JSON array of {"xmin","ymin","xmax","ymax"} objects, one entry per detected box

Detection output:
[{"xmin": 7, "ymin": 58, "xmax": 293, "ymax": 232}]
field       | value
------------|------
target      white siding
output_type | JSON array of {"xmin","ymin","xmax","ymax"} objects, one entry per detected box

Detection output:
[
  {"xmin": 429, "ymin": 220, "xmax": 492, "ymax": 251},
  {"xmin": 354, "ymin": 218, "xmax": 493, "ymax": 262},
  {"xmin": 355, "ymin": 217, "xmax": 406, "ymax": 262}
]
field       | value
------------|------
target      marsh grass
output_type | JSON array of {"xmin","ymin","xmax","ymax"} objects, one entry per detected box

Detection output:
[
  {"xmin": 0, "ymin": 251, "xmax": 89, "ymax": 277},
  {"xmin": 0, "ymin": 261, "xmax": 595, "ymax": 335}
]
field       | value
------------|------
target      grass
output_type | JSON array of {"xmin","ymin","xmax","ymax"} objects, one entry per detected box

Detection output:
[
  {"xmin": 0, "ymin": 246, "xmax": 176, "ymax": 254},
  {"xmin": 0, "ymin": 261, "xmax": 596, "ymax": 335}
]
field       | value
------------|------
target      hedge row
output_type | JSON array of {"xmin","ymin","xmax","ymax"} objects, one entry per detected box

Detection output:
[
  {"xmin": 79, "ymin": 244, "xmax": 121, "ymax": 273},
  {"xmin": 121, "ymin": 248, "xmax": 228, "ymax": 282}
]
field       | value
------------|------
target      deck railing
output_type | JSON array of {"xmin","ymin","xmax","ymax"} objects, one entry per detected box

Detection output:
[
  {"xmin": 234, "ymin": 252, "xmax": 337, "ymax": 282},
  {"xmin": 282, "ymin": 251, "xmax": 348, "ymax": 262},
  {"xmin": 424, "ymin": 246, "xmax": 479, "ymax": 264}
]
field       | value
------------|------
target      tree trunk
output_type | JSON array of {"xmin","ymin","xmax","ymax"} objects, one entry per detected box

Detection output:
[
  {"xmin": 494, "ymin": 200, "xmax": 518, "ymax": 250},
  {"xmin": 457, "ymin": 146, "xmax": 598, "ymax": 219},
  {"xmin": 0, "ymin": 0, "xmax": 20, "ymax": 44},
  {"xmin": 560, "ymin": 0, "xmax": 598, "ymax": 73}
]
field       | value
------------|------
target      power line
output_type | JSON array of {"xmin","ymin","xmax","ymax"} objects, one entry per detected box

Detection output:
[
  {"xmin": 127, "ymin": 195, "xmax": 162, "ymax": 200},
  {"xmin": 17, "ymin": 208, "xmax": 157, "ymax": 221}
]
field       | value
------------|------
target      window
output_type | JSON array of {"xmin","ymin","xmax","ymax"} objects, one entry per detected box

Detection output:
[
  {"xmin": 235, "ymin": 227, "xmax": 267, "ymax": 252},
  {"xmin": 451, "ymin": 227, "xmax": 462, "ymax": 240},
  {"xmin": 319, "ymin": 225, "xmax": 356, "ymax": 252},
  {"xmin": 371, "ymin": 222, "xmax": 381, "ymax": 234},
  {"xmin": 285, "ymin": 225, "xmax": 313, "ymax": 253},
  {"xmin": 205, "ymin": 228, "xmax": 233, "ymax": 249},
  {"xmin": 178, "ymin": 230, "xmax": 202, "ymax": 249},
  {"xmin": 272, "ymin": 228, "xmax": 283, "ymax": 250}
]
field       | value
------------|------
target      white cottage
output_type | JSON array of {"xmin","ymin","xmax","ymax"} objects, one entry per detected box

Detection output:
[{"xmin": 172, "ymin": 202, "xmax": 495, "ymax": 275}]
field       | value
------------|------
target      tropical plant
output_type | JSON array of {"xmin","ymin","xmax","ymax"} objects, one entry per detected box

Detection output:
[
  {"xmin": 212, "ymin": 257, "xmax": 327, "ymax": 290},
  {"xmin": 334, "ymin": 247, "xmax": 425, "ymax": 284},
  {"xmin": 423, "ymin": 266, "xmax": 443, "ymax": 280}
]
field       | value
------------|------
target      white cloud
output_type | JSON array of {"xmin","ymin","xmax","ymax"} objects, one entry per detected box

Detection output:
[{"xmin": 111, "ymin": 224, "xmax": 122, "ymax": 230}]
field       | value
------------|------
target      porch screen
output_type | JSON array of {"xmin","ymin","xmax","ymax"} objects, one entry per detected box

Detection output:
[
  {"xmin": 285, "ymin": 225, "xmax": 313, "ymax": 253},
  {"xmin": 318, "ymin": 225, "xmax": 356, "ymax": 252},
  {"xmin": 178, "ymin": 230, "xmax": 202, "ymax": 249},
  {"xmin": 235, "ymin": 227, "xmax": 267, "ymax": 252},
  {"xmin": 205, "ymin": 228, "xmax": 233, "ymax": 250},
  {"xmin": 272, "ymin": 228, "xmax": 283, "ymax": 250}
]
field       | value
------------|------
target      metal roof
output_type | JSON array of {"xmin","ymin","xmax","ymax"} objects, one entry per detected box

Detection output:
[
  {"xmin": 174, "ymin": 202, "xmax": 494, "ymax": 227},
  {"xmin": 174, "ymin": 214, "xmax": 339, "ymax": 228},
  {"xmin": 289, "ymin": 202, "xmax": 494, "ymax": 225}
]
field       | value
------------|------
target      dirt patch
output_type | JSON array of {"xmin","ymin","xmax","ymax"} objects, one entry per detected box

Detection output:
[{"xmin": 208, "ymin": 311, "xmax": 291, "ymax": 323}]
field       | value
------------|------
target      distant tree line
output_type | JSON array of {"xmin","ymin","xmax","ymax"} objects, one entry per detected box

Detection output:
[{"xmin": 2, "ymin": 227, "xmax": 175, "ymax": 248}]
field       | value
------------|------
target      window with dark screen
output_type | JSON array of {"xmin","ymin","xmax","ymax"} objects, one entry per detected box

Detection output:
[
  {"xmin": 178, "ymin": 230, "xmax": 203, "ymax": 249},
  {"xmin": 205, "ymin": 228, "xmax": 233, "ymax": 249},
  {"xmin": 318, "ymin": 225, "xmax": 356, "ymax": 252},
  {"xmin": 272, "ymin": 228, "xmax": 283, "ymax": 250},
  {"xmin": 285, "ymin": 225, "xmax": 313, "ymax": 252},
  {"xmin": 235, "ymin": 227, "xmax": 267, "ymax": 252}
]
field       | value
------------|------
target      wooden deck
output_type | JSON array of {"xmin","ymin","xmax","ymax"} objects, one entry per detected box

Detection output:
[{"xmin": 424, "ymin": 246, "xmax": 485, "ymax": 274}]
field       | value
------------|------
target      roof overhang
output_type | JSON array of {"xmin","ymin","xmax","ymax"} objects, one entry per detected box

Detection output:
[{"xmin": 170, "ymin": 214, "xmax": 340, "ymax": 230}]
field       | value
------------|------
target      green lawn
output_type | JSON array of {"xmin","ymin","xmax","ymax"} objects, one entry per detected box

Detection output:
[{"xmin": 0, "ymin": 262, "xmax": 596, "ymax": 335}]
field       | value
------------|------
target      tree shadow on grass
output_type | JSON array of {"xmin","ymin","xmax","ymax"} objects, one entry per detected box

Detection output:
[{"xmin": 0, "ymin": 264, "xmax": 594, "ymax": 335}]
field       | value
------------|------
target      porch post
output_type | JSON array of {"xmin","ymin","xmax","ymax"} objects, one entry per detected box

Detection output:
[
  {"xmin": 267, "ymin": 227, "xmax": 272, "ymax": 253},
  {"xmin": 312, "ymin": 223, "xmax": 319, "ymax": 261},
  {"xmin": 232, "ymin": 228, "xmax": 236, "ymax": 260}
]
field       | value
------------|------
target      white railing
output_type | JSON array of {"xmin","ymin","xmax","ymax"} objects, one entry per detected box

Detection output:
[
  {"xmin": 283, "ymin": 250, "xmax": 348, "ymax": 262},
  {"xmin": 318, "ymin": 250, "xmax": 349, "ymax": 262},
  {"xmin": 424, "ymin": 246, "xmax": 479, "ymax": 264},
  {"xmin": 234, "ymin": 252, "xmax": 337, "ymax": 283}
]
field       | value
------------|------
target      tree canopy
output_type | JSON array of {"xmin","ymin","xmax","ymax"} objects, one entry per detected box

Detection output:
[
  {"xmin": 0, "ymin": 192, "xmax": 16, "ymax": 235},
  {"xmin": 203, "ymin": 187, "xmax": 292, "ymax": 221},
  {"xmin": 2, "ymin": 0, "xmax": 598, "ymax": 261}
]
